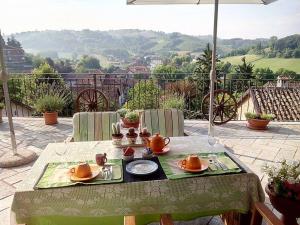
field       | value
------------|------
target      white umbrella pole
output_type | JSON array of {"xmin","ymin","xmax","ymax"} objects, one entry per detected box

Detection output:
[
  {"xmin": 208, "ymin": 0, "xmax": 219, "ymax": 136},
  {"xmin": 0, "ymin": 33, "xmax": 17, "ymax": 155}
]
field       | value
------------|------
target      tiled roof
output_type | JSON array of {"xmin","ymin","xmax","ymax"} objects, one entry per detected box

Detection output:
[
  {"xmin": 249, "ymin": 87, "xmax": 300, "ymax": 121},
  {"xmin": 264, "ymin": 81, "xmax": 300, "ymax": 89}
]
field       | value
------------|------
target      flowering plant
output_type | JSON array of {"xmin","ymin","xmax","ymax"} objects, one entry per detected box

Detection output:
[{"xmin": 262, "ymin": 160, "xmax": 300, "ymax": 200}]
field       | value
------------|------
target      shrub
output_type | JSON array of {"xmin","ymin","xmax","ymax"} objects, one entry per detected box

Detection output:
[
  {"xmin": 125, "ymin": 79, "xmax": 160, "ymax": 110},
  {"xmin": 162, "ymin": 95, "xmax": 184, "ymax": 110},
  {"xmin": 117, "ymin": 108, "xmax": 128, "ymax": 118},
  {"xmin": 124, "ymin": 111, "xmax": 139, "ymax": 122},
  {"xmin": 35, "ymin": 94, "xmax": 65, "ymax": 113}
]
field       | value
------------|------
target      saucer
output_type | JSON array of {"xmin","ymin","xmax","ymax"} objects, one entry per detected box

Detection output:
[
  {"xmin": 153, "ymin": 147, "xmax": 170, "ymax": 155},
  {"xmin": 70, "ymin": 164, "xmax": 101, "ymax": 182},
  {"xmin": 177, "ymin": 159, "xmax": 209, "ymax": 173}
]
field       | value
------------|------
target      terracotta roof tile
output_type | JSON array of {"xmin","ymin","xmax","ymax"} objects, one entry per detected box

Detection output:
[{"xmin": 250, "ymin": 87, "xmax": 300, "ymax": 121}]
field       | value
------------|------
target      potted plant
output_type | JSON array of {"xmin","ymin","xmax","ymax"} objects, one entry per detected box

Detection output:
[
  {"xmin": 245, "ymin": 112, "xmax": 274, "ymax": 130},
  {"xmin": 126, "ymin": 127, "xmax": 138, "ymax": 144},
  {"xmin": 262, "ymin": 160, "xmax": 300, "ymax": 225},
  {"xmin": 139, "ymin": 127, "xmax": 151, "ymax": 145},
  {"xmin": 0, "ymin": 102, "xmax": 4, "ymax": 123},
  {"xmin": 117, "ymin": 108, "xmax": 128, "ymax": 119},
  {"xmin": 111, "ymin": 122, "xmax": 123, "ymax": 145},
  {"xmin": 35, "ymin": 94, "xmax": 65, "ymax": 125},
  {"xmin": 122, "ymin": 111, "xmax": 140, "ymax": 128}
]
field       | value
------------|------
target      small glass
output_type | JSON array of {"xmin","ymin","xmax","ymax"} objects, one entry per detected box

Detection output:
[{"xmin": 55, "ymin": 140, "xmax": 68, "ymax": 168}]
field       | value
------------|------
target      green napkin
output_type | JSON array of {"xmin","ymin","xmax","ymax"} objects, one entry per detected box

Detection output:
[
  {"xmin": 35, "ymin": 159, "xmax": 123, "ymax": 189},
  {"xmin": 158, "ymin": 152, "xmax": 243, "ymax": 180}
]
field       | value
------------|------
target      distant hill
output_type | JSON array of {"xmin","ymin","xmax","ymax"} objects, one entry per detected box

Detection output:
[
  {"xmin": 11, "ymin": 29, "xmax": 269, "ymax": 62},
  {"xmin": 225, "ymin": 34, "xmax": 300, "ymax": 58},
  {"xmin": 221, "ymin": 54, "xmax": 300, "ymax": 73}
]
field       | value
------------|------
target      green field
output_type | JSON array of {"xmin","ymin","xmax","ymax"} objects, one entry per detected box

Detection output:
[{"xmin": 221, "ymin": 54, "xmax": 300, "ymax": 73}]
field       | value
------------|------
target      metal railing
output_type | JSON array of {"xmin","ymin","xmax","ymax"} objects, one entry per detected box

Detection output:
[{"xmin": 1, "ymin": 72, "xmax": 299, "ymax": 121}]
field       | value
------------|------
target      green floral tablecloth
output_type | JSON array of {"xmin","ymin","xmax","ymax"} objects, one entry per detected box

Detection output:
[{"xmin": 11, "ymin": 136, "xmax": 265, "ymax": 225}]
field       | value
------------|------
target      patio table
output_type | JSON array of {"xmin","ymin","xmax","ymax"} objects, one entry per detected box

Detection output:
[{"xmin": 11, "ymin": 136, "xmax": 265, "ymax": 225}]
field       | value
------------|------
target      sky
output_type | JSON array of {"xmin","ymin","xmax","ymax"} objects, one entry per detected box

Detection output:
[{"xmin": 0, "ymin": 0, "xmax": 299, "ymax": 39}]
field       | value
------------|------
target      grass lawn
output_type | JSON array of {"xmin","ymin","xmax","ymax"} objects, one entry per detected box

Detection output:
[{"xmin": 221, "ymin": 54, "xmax": 300, "ymax": 73}]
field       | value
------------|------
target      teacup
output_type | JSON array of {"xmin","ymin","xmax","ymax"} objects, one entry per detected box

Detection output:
[
  {"xmin": 96, "ymin": 153, "xmax": 107, "ymax": 166},
  {"xmin": 181, "ymin": 155, "xmax": 202, "ymax": 170},
  {"xmin": 71, "ymin": 162, "xmax": 92, "ymax": 178}
]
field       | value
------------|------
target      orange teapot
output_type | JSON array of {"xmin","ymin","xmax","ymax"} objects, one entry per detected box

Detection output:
[{"xmin": 145, "ymin": 133, "xmax": 170, "ymax": 153}]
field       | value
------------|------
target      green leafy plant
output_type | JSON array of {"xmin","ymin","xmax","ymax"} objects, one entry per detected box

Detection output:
[
  {"xmin": 244, "ymin": 112, "xmax": 258, "ymax": 119},
  {"xmin": 260, "ymin": 114, "xmax": 275, "ymax": 120},
  {"xmin": 35, "ymin": 94, "xmax": 65, "ymax": 113},
  {"xmin": 0, "ymin": 102, "xmax": 4, "ymax": 110},
  {"xmin": 125, "ymin": 79, "xmax": 160, "ymax": 110},
  {"xmin": 117, "ymin": 108, "xmax": 128, "ymax": 118},
  {"xmin": 162, "ymin": 95, "xmax": 184, "ymax": 110},
  {"xmin": 245, "ymin": 112, "xmax": 274, "ymax": 120},
  {"xmin": 125, "ymin": 111, "xmax": 139, "ymax": 122}
]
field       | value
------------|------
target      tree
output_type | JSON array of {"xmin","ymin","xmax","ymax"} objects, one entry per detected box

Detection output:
[
  {"xmin": 32, "ymin": 63, "xmax": 63, "ymax": 84},
  {"xmin": 0, "ymin": 34, "xmax": 5, "ymax": 47},
  {"xmin": 45, "ymin": 57, "xmax": 55, "ymax": 68},
  {"xmin": 234, "ymin": 57, "xmax": 254, "ymax": 79},
  {"xmin": 194, "ymin": 43, "xmax": 216, "ymax": 78},
  {"xmin": 125, "ymin": 80, "xmax": 160, "ymax": 110},
  {"xmin": 275, "ymin": 68, "xmax": 299, "ymax": 80},
  {"xmin": 6, "ymin": 36, "xmax": 21, "ymax": 48},
  {"xmin": 54, "ymin": 59, "xmax": 74, "ymax": 73},
  {"xmin": 254, "ymin": 68, "xmax": 275, "ymax": 80},
  {"xmin": 152, "ymin": 65, "xmax": 184, "ymax": 80},
  {"xmin": 76, "ymin": 55, "xmax": 101, "ymax": 72}
]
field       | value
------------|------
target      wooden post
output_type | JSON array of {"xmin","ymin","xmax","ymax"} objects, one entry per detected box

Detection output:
[{"xmin": 0, "ymin": 32, "xmax": 17, "ymax": 155}]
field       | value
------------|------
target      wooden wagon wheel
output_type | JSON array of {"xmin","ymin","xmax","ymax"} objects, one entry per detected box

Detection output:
[
  {"xmin": 202, "ymin": 89, "xmax": 238, "ymax": 125},
  {"xmin": 76, "ymin": 88, "xmax": 108, "ymax": 112}
]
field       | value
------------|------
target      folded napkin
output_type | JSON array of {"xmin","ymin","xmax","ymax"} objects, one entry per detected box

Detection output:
[
  {"xmin": 158, "ymin": 152, "xmax": 243, "ymax": 180},
  {"xmin": 35, "ymin": 159, "xmax": 123, "ymax": 189}
]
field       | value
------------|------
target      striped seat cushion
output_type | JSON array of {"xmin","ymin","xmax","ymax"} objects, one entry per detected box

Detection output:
[
  {"xmin": 72, "ymin": 112, "xmax": 120, "ymax": 142},
  {"xmin": 140, "ymin": 109, "xmax": 184, "ymax": 137}
]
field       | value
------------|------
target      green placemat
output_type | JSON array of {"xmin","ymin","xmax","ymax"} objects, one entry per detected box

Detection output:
[
  {"xmin": 35, "ymin": 159, "xmax": 123, "ymax": 189},
  {"xmin": 158, "ymin": 152, "xmax": 243, "ymax": 180}
]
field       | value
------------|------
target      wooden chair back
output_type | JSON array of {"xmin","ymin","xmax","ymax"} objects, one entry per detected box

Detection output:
[
  {"xmin": 139, "ymin": 109, "xmax": 184, "ymax": 137},
  {"xmin": 72, "ymin": 112, "xmax": 120, "ymax": 142}
]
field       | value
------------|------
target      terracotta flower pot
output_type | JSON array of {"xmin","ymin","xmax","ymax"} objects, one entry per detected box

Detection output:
[
  {"xmin": 126, "ymin": 133, "xmax": 138, "ymax": 144},
  {"xmin": 266, "ymin": 184, "xmax": 300, "ymax": 225},
  {"xmin": 112, "ymin": 134, "xmax": 124, "ymax": 145},
  {"xmin": 43, "ymin": 112, "xmax": 58, "ymax": 125},
  {"xmin": 246, "ymin": 118, "xmax": 270, "ymax": 130},
  {"xmin": 139, "ymin": 132, "xmax": 151, "ymax": 145},
  {"xmin": 121, "ymin": 118, "xmax": 139, "ymax": 128}
]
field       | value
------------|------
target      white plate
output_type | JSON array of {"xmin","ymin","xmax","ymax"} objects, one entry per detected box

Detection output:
[{"xmin": 126, "ymin": 160, "xmax": 158, "ymax": 176}]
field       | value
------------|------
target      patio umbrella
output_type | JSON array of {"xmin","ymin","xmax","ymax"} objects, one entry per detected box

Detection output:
[
  {"xmin": 127, "ymin": 0, "xmax": 276, "ymax": 135},
  {"xmin": 0, "ymin": 32, "xmax": 37, "ymax": 168}
]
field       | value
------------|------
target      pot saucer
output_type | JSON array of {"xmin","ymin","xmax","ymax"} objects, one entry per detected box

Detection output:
[
  {"xmin": 153, "ymin": 147, "xmax": 170, "ymax": 155},
  {"xmin": 70, "ymin": 164, "xmax": 101, "ymax": 182},
  {"xmin": 177, "ymin": 159, "xmax": 209, "ymax": 173}
]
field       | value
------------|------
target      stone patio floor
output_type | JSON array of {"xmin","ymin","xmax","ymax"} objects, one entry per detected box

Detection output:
[{"xmin": 0, "ymin": 117, "xmax": 299, "ymax": 225}]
